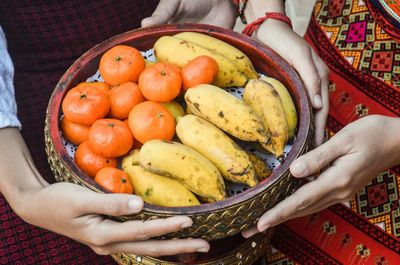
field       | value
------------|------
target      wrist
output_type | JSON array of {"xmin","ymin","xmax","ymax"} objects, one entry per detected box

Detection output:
[
  {"xmin": 386, "ymin": 117, "xmax": 400, "ymax": 165},
  {"xmin": 0, "ymin": 128, "xmax": 47, "ymax": 217},
  {"xmin": 255, "ymin": 17, "xmax": 292, "ymax": 41},
  {"xmin": 244, "ymin": 0, "xmax": 285, "ymax": 23}
]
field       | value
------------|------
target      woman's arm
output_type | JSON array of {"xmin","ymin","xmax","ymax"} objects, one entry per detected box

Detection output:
[{"xmin": 0, "ymin": 27, "xmax": 209, "ymax": 256}]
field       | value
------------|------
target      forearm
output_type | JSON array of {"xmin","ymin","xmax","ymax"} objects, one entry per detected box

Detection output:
[
  {"xmin": 0, "ymin": 128, "xmax": 48, "ymax": 215},
  {"xmin": 244, "ymin": 0, "xmax": 285, "ymax": 23},
  {"xmin": 385, "ymin": 116, "xmax": 400, "ymax": 166}
]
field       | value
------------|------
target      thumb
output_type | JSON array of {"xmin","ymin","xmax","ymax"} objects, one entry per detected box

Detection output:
[
  {"xmin": 82, "ymin": 192, "xmax": 144, "ymax": 216},
  {"xmin": 290, "ymin": 134, "xmax": 345, "ymax": 178},
  {"xmin": 141, "ymin": 0, "xmax": 180, "ymax": 28}
]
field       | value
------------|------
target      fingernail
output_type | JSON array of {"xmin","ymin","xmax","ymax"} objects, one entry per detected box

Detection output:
[
  {"xmin": 259, "ymin": 224, "xmax": 270, "ymax": 232},
  {"xmin": 197, "ymin": 246, "xmax": 210, "ymax": 253},
  {"xmin": 313, "ymin": 95, "xmax": 323, "ymax": 109},
  {"xmin": 180, "ymin": 219, "xmax": 193, "ymax": 229},
  {"xmin": 242, "ymin": 230, "xmax": 257, "ymax": 238},
  {"xmin": 291, "ymin": 162, "xmax": 306, "ymax": 177},
  {"xmin": 128, "ymin": 198, "xmax": 143, "ymax": 212}
]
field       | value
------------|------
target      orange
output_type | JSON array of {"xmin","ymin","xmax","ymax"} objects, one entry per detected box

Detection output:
[
  {"xmin": 138, "ymin": 62, "xmax": 181, "ymax": 102},
  {"xmin": 99, "ymin": 45, "xmax": 145, "ymax": 85},
  {"xmin": 76, "ymin": 81, "xmax": 110, "ymax": 94},
  {"xmin": 74, "ymin": 141, "xmax": 118, "ymax": 178},
  {"xmin": 61, "ymin": 117, "xmax": 90, "ymax": 145},
  {"xmin": 62, "ymin": 85, "xmax": 110, "ymax": 126},
  {"xmin": 95, "ymin": 167, "xmax": 134, "ymax": 194},
  {"xmin": 88, "ymin": 118, "xmax": 133, "ymax": 158},
  {"xmin": 108, "ymin": 82, "xmax": 145, "ymax": 119},
  {"xmin": 128, "ymin": 101, "xmax": 175, "ymax": 144},
  {"xmin": 181, "ymin": 55, "xmax": 219, "ymax": 90}
]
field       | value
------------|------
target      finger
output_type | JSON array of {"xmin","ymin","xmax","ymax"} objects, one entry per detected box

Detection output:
[
  {"xmin": 141, "ymin": 0, "xmax": 180, "ymax": 27},
  {"xmin": 92, "ymin": 239, "xmax": 210, "ymax": 257},
  {"xmin": 242, "ymin": 226, "xmax": 259, "ymax": 239},
  {"xmin": 78, "ymin": 192, "xmax": 144, "ymax": 216},
  {"xmin": 92, "ymin": 216, "xmax": 194, "ymax": 245},
  {"xmin": 292, "ymin": 45, "xmax": 323, "ymax": 109},
  {"xmin": 290, "ymin": 134, "xmax": 345, "ymax": 178},
  {"xmin": 257, "ymin": 170, "xmax": 335, "ymax": 231},
  {"xmin": 279, "ymin": 195, "xmax": 336, "ymax": 222},
  {"xmin": 311, "ymin": 51, "xmax": 330, "ymax": 146}
]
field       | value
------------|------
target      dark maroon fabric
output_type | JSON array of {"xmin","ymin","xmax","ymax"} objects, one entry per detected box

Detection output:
[{"xmin": 0, "ymin": 1, "xmax": 158, "ymax": 264}]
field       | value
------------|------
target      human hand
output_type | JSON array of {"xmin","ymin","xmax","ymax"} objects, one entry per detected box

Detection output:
[
  {"xmin": 0, "ymin": 128, "xmax": 209, "ymax": 257},
  {"xmin": 18, "ymin": 183, "xmax": 209, "ymax": 256},
  {"xmin": 256, "ymin": 20, "xmax": 329, "ymax": 146},
  {"xmin": 141, "ymin": 0, "xmax": 238, "ymax": 29},
  {"xmin": 243, "ymin": 115, "xmax": 400, "ymax": 238}
]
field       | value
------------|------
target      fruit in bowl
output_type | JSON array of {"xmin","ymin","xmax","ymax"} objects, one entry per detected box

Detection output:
[{"xmin": 45, "ymin": 24, "xmax": 313, "ymax": 242}]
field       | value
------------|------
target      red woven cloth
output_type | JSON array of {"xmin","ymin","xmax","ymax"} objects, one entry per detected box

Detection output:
[{"xmin": 0, "ymin": 1, "xmax": 158, "ymax": 264}]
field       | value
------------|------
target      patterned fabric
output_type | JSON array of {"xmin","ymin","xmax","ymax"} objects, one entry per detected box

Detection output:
[
  {"xmin": 0, "ymin": 27, "xmax": 20, "ymax": 129},
  {"xmin": 266, "ymin": 0, "xmax": 400, "ymax": 263},
  {"xmin": 0, "ymin": 1, "xmax": 158, "ymax": 264}
]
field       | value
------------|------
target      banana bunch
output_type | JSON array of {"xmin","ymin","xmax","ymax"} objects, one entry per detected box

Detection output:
[
  {"xmin": 153, "ymin": 32, "xmax": 259, "ymax": 88},
  {"xmin": 243, "ymin": 78, "xmax": 297, "ymax": 158},
  {"xmin": 122, "ymin": 150, "xmax": 200, "ymax": 207},
  {"xmin": 176, "ymin": 114, "xmax": 258, "ymax": 187},
  {"xmin": 174, "ymin": 32, "xmax": 259, "ymax": 80},
  {"xmin": 185, "ymin": 84, "xmax": 270, "ymax": 144},
  {"xmin": 139, "ymin": 140, "xmax": 227, "ymax": 202}
]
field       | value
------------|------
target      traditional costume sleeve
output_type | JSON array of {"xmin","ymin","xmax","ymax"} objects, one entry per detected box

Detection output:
[{"xmin": 0, "ymin": 26, "xmax": 21, "ymax": 129}]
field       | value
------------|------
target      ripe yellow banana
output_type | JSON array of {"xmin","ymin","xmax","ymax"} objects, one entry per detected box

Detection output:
[
  {"xmin": 243, "ymin": 79, "xmax": 288, "ymax": 157},
  {"xmin": 139, "ymin": 139, "xmax": 226, "ymax": 202},
  {"xmin": 153, "ymin": 36, "xmax": 247, "ymax": 88},
  {"xmin": 123, "ymin": 165, "xmax": 200, "ymax": 207},
  {"xmin": 261, "ymin": 77, "xmax": 298, "ymax": 140},
  {"xmin": 121, "ymin": 149, "xmax": 140, "ymax": 168},
  {"xmin": 185, "ymin": 84, "xmax": 270, "ymax": 144},
  {"xmin": 176, "ymin": 115, "xmax": 258, "ymax": 187},
  {"xmin": 174, "ymin": 32, "xmax": 259, "ymax": 80}
]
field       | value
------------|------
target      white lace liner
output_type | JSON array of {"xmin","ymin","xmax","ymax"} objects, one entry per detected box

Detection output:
[{"xmin": 61, "ymin": 49, "xmax": 293, "ymax": 197}]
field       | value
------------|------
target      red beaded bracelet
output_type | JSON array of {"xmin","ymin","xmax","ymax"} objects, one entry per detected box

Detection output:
[{"xmin": 242, "ymin": 12, "xmax": 293, "ymax": 37}]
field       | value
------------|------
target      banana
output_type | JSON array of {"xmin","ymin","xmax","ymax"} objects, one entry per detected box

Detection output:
[
  {"xmin": 121, "ymin": 149, "xmax": 141, "ymax": 168},
  {"xmin": 261, "ymin": 77, "xmax": 298, "ymax": 139},
  {"xmin": 176, "ymin": 115, "xmax": 258, "ymax": 187},
  {"xmin": 161, "ymin": 101, "xmax": 185, "ymax": 121},
  {"xmin": 153, "ymin": 36, "xmax": 247, "ymax": 88},
  {"xmin": 243, "ymin": 79, "xmax": 288, "ymax": 157},
  {"xmin": 123, "ymin": 165, "xmax": 200, "ymax": 207},
  {"xmin": 185, "ymin": 84, "xmax": 270, "ymax": 144},
  {"xmin": 139, "ymin": 139, "xmax": 226, "ymax": 202},
  {"xmin": 174, "ymin": 32, "xmax": 259, "ymax": 80},
  {"xmin": 245, "ymin": 151, "xmax": 272, "ymax": 182}
]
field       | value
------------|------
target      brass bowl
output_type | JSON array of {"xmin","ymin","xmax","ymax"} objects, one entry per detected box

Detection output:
[
  {"xmin": 45, "ymin": 23, "xmax": 313, "ymax": 241},
  {"xmin": 112, "ymin": 231, "xmax": 273, "ymax": 265}
]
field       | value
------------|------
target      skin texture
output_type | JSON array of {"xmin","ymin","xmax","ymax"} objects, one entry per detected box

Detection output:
[{"xmin": 243, "ymin": 115, "xmax": 400, "ymax": 238}]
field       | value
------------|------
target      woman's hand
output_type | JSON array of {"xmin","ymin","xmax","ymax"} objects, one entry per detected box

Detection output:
[
  {"xmin": 244, "ymin": 0, "xmax": 329, "ymax": 146},
  {"xmin": 0, "ymin": 128, "xmax": 209, "ymax": 257},
  {"xmin": 19, "ymin": 183, "xmax": 209, "ymax": 256},
  {"xmin": 141, "ymin": 0, "xmax": 238, "ymax": 29},
  {"xmin": 256, "ymin": 20, "xmax": 329, "ymax": 146},
  {"xmin": 243, "ymin": 115, "xmax": 400, "ymax": 238}
]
